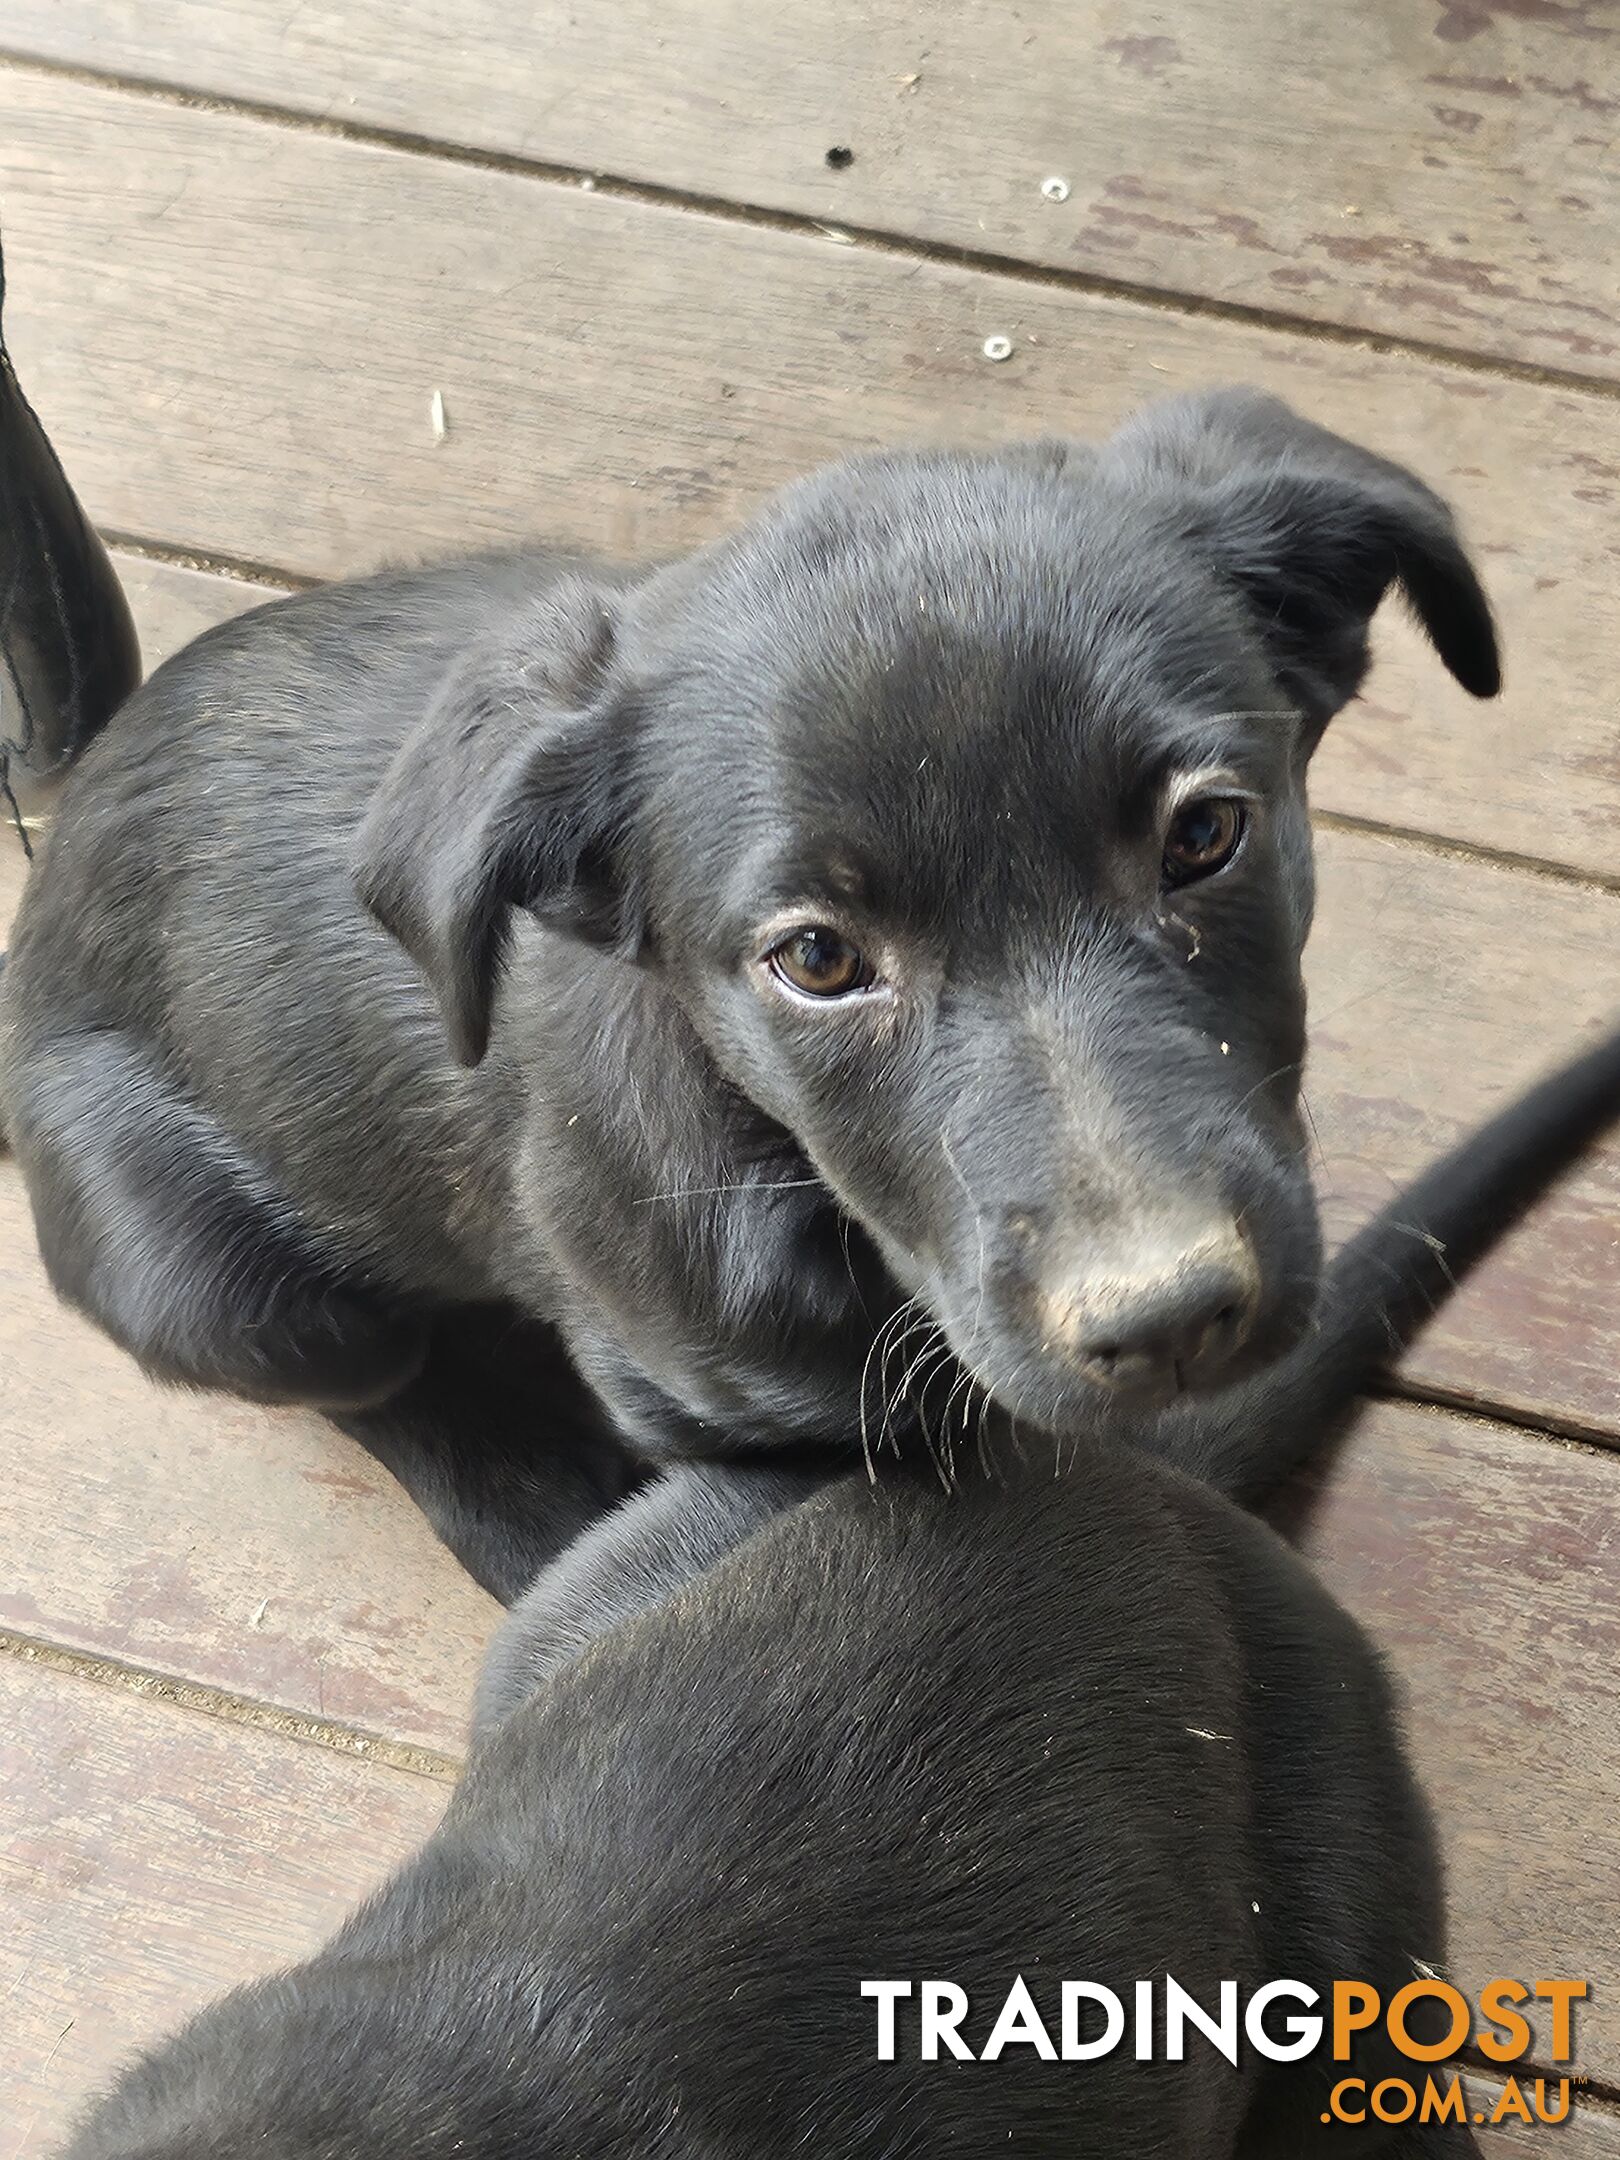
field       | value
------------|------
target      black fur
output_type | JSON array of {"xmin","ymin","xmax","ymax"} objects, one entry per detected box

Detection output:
[
  {"xmin": 61, "ymin": 1012, "xmax": 1620, "ymax": 2160},
  {"xmin": 0, "ymin": 390, "xmax": 1499, "ymax": 1595}
]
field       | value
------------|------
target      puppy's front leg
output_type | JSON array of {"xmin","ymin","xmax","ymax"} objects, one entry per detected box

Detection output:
[{"xmin": 473, "ymin": 1456, "xmax": 834, "ymax": 1734}]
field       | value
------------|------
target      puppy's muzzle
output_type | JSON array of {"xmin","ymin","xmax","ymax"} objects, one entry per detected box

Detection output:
[{"xmin": 1035, "ymin": 1219, "xmax": 1260, "ymax": 1399}]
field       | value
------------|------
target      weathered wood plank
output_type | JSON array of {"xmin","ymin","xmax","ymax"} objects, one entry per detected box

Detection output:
[
  {"xmin": 1480, "ymin": 2087, "xmax": 1620, "ymax": 2156},
  {"xmin": 3, "ymin": 74, "xmax": 1620, "ymax": 881},
  {"xmin": 7, "ymin": 2, "xmax": 1617, "ymax": 382},
  {"xmin": 0, "ymin": 1652, "xmax": 446, "ymax": 2159},
  {"xmin": 1298, "ymin": 1398, "xmax": 1620, "ymax": 2082}
]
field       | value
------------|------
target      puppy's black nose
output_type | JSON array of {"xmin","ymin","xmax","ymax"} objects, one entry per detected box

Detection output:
[{"xmin": 1039, "ymin": 1225, "xmax": 1259, "ymax": 1397}]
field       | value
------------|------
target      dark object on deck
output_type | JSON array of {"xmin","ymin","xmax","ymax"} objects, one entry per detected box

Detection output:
[{"xmin": 0, "ymin": 226, "xmax": 140, "ymax": 838}]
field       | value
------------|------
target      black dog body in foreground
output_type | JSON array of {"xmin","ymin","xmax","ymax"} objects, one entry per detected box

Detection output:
[
  {"xmin": 0, "ymin": 389, "xmax": 1500, "ymax": 1596},
  {"xmin": 62, "ymin": 1022, "xmax": 1620, "ymax": 2160},
  {"xmin": 68, "ymin": 1448, "xmax": 1467, "ymax": 2160}
]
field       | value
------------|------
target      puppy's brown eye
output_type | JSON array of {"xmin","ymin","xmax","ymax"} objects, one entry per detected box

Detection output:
[
  {"xmin": 1163, "ymin": 797, "xmax": 1246, "ymax": 887},
  {"xmin": 767, "ymin": 927, "xmax": 873, "ymax": 999}
]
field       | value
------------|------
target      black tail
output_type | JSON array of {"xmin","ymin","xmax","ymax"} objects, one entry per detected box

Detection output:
[
  {"xmin": 0, "ymin": 220, "xmax": 141, "ymax": 844},
  {"xmin": 1158, "ymin": 1017, "xmax": 1620, "ymax": 1502}
]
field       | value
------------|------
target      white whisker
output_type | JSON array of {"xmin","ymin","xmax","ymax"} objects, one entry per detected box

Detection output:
[{"xmin": 633, "ymin": 1177, "xmax": 825, "ymax": 1206}]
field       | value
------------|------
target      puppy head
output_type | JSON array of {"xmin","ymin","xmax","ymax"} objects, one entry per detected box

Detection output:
[{"xmin": 357, "ymin": 389, "xmax": 1498, "ymax": 1427}]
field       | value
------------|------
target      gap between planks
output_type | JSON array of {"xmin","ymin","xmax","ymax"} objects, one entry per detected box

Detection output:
[
  {"xmin": 1312, "ymin": 812, "xmax": 1620, "ymax": 909},
  {"xmin": 4, "ymin": 46, "xmax": 1620, "ymax": 414},
  {"xmin": 1367, "ymin": 1382, "xmax": 1620, "ymax": 1465},
  {"xmin": 0, "ymin": 1623, "xmax": 463, "ymax": 1782},
  {"xmin": 99, "ymin": 528, "xmax": 319, "ymax": 593}
]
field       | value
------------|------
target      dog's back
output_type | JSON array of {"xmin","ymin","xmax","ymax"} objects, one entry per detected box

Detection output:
[{"xmin": 63, "ymin": 1446, "xmax": 1463, "ymax": 2159}]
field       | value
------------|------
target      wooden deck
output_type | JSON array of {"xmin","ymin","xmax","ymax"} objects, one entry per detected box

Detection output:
[{"xmin": 3, "ymin": 4, "xmax": 1620, "ymax": 2148}]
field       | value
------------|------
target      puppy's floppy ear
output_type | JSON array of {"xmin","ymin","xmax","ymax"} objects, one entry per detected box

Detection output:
[
  {"xmin": 1099, "ymin": 386, "xmax": 1500, "ymax": 729},
  {"xmin": 353, "ymin": 574, "xmax": 639, "ymax": 1067}
]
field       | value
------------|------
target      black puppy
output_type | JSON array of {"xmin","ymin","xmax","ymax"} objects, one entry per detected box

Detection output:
[
  {"xmin": 64, "ymin": 1027, "xmax": 1620, "ymax": 2160},
  {"xmin": 0, "ymin": 389, "xmax": 1499, "ymax": 1596}
]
